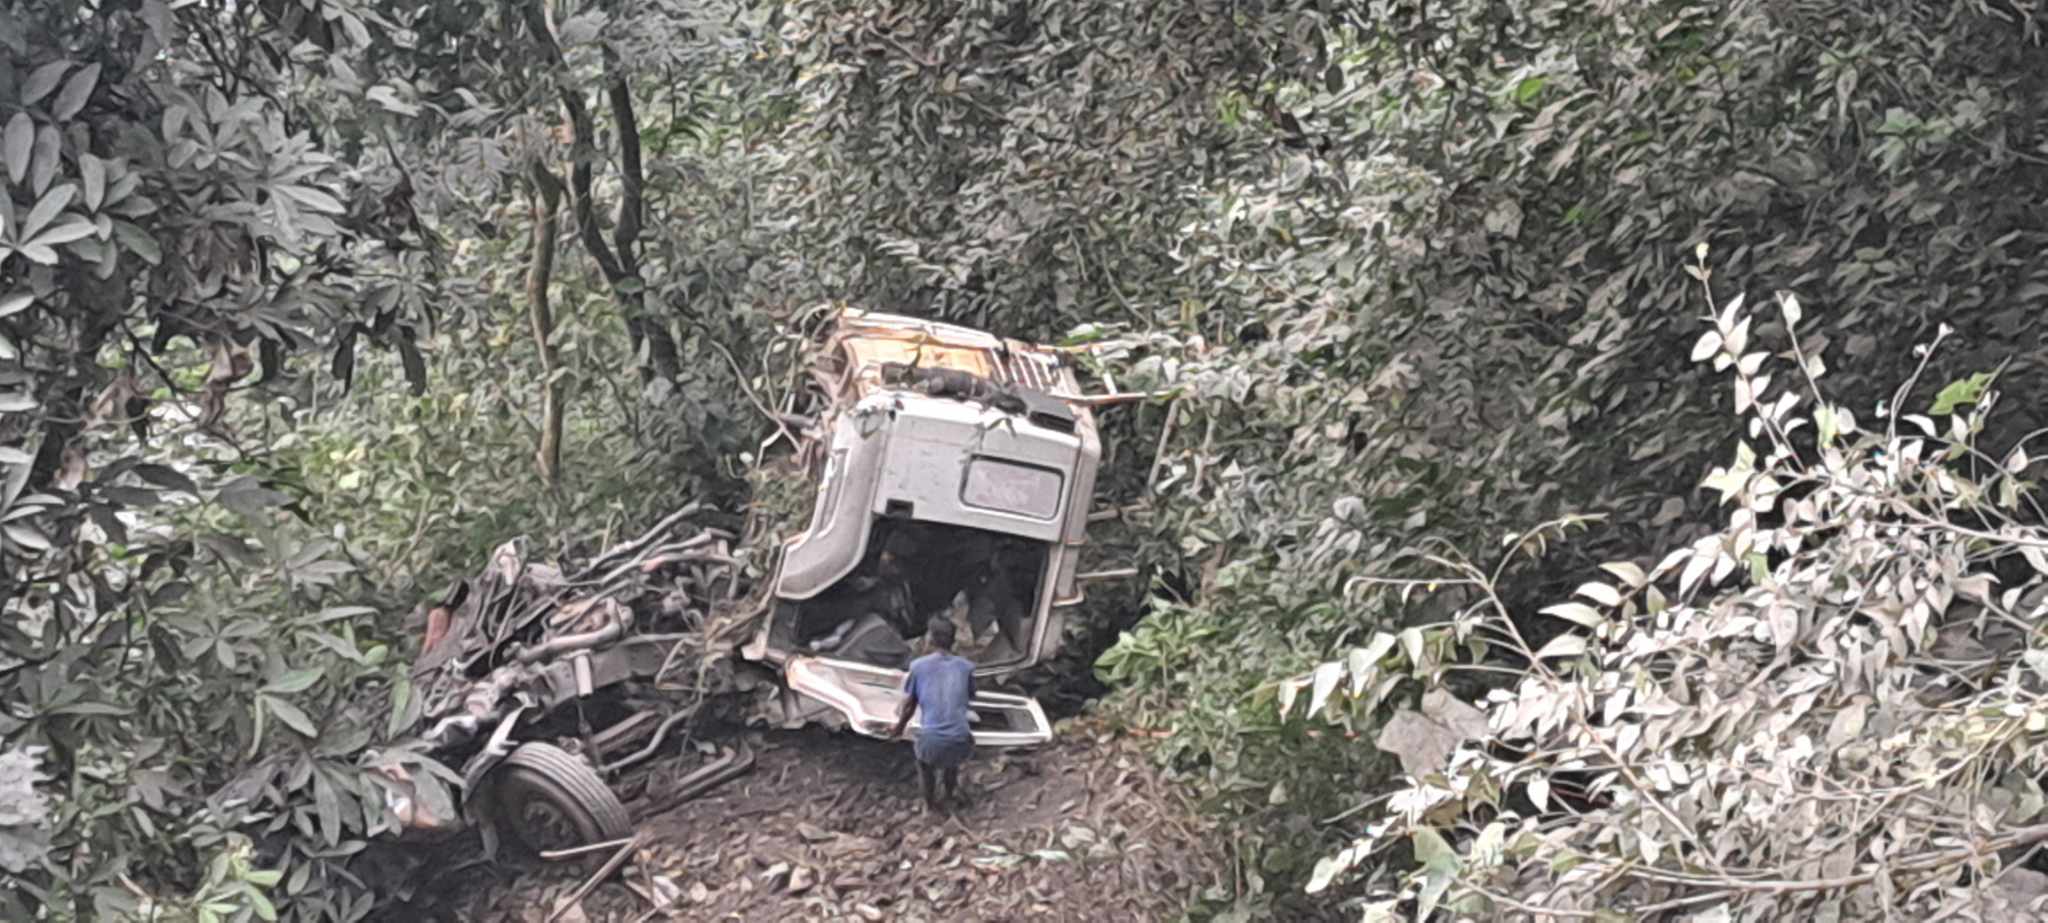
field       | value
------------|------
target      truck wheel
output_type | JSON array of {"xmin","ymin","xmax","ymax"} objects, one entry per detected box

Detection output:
[{"xmin": 492, "ymin": 742, "xmax": 632, "ymax": 855}]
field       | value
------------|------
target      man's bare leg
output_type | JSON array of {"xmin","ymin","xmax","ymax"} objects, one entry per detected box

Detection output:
[{"xmin": 917, "ymin": 762, "xmax": 941, "ymax": 811}]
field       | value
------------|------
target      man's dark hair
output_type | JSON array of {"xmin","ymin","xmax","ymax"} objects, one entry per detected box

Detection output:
[{"xmin": 926, "ymin": 616, "xmax": 957, "ymax": 651}]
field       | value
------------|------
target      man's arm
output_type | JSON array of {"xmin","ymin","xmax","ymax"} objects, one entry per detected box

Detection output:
[{"xmin": 890, "ymin": 673, "xmax": 918, "ymax": 739}]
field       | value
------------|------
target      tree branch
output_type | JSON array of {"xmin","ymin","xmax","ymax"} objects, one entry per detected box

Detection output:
[
  {"xmin": 513, "ymin": 0, "xmax": 624, "ymax": 283},
  {"xmin": 606, "ymin": 50, "xmax": 643, "ymax": 271},
  {"xmin": 527, "ymin": 160, "xmax": 566, "ymax": 488}
]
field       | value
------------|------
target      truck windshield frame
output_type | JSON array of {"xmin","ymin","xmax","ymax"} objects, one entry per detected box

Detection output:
[{"xmin": 958, "ymin": 456, "xmax": 1066, "ymax": 521}]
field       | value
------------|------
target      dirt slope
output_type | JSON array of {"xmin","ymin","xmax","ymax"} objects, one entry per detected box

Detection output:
[{"xmin": 454, "ymin": 719, "xmax": 1225, "ymax": 922}]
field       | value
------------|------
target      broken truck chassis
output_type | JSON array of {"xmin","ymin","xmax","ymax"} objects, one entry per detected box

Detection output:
[{"xmin": 368, "ymin": 308, "xmax": 1131, "ymax": 857}]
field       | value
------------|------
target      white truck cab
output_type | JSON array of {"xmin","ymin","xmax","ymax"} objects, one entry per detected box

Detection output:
[{"xmin": 741, "ymin": 309, "xmax": 1102, "ymax": 748}]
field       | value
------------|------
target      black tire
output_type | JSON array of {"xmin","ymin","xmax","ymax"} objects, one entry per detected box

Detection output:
[{"xmin": 491, "ymin": 742, "xmax": 632, "ymax": 856}]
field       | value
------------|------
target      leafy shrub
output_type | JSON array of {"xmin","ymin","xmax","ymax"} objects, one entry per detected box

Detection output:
[
  {"xmin": 1289, "ymin": 259, "xmax": 2048, "ymax": 920},
  {"xmin": 5, "ymin": 481, "xmax": 438, "ymax": 921}
]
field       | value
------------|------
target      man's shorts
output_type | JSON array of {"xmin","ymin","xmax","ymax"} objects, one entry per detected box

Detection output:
[{"xmin": 914, "ymin": 732, "xmax": 973, "ymax": 770}]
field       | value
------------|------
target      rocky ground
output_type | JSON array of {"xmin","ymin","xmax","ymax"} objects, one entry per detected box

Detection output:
[{"xmin": 440, "ymin": 717, "xmax": 1229, "ymax": 922}]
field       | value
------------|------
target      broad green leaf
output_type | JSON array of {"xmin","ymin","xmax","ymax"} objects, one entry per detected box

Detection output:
[
  {"xmin": 386, "ymin": 675, "xmax": 413, "ymax": 739},
  {"xmin": 1307, "ymin": 661, "xmax": 1342, "ymax": 719},
  {"xmin": 1534, "ymin": 633, "xmax": 1587, "ymax": 660},
  {"xmin": 312, "ymin": 769, "xmax": 342, "ymax": 846},
  {"xmin": 276, "ymin": 184, "xmax": 345, "ymax": 215},
  {"xmin": 28, "ymin": 215, "xmax": 96, "ymax": 249},
  {"xmin": 112, "ymin": 220, "xmax": 162, "ymax": 264},
  {"xmin": 1349, "ymin": 632, "xmax": 1397, "ymax": 694},
  {"xmin": 264, "ymin": 695, "xmax": 319, "ymax": 738},
  {"xmin": 246, "ymin": 888, "xmax": 277, "ymax": 922},
  {"xmin": 308, "ymin": 605, "xmax": 378, "ymax": 624},
  {"xmin": 3, "ymin": 114, "xmax": 35, "ymax": 187},
  {"xmin": 21, "ymin": 61, "xmax": 69, "ymax": 106},
  {"xmin": 3, "ymin": 523, "xmax": 51, "ymax": 551},
  {"xmin": 1400, "ymin": 627, "xmax": 1424, "ymax": 666},
  {"xmin": 52, "ymin": 63, "xmax": 100, "ymax": 120},
  {"xmin": 1931, "ymin": 372, "xmax": 1993, "ymax": 415},
  {"xmin": 263, "ymin": 669, "xmax": 323, "ymax": 695},
  {"xmin": 1689, "ymin": 330, "xmax": 1720, "ymax": 362},
  {"xmin": 44, "ymin": 701, "xmax": 130, "ymax": 717},
  {"xmin": 1598, "ymin": 561, "xmax": 1647, "ymax": 587},
  {"xmin": 1574, "ymin": 582, "xmax": 1621, "ymax": 607},
  {"xmin": 1538, "ymin": 602, "xmax": 1603, "ymax": 628},
  {"xmin": 0, "ymin": 292, "xmax": 30, "ymax": 319},
  {"xmin": 1412, "ymin": 826, "xmax": 1458, "ymax": 873},
  {"xmin": 80, "ymin": 154, "xmax": 106, "ymax": 211},
  {"xmin": 19, "ymin": 184, "xmax": 76, "ymax": 242},
  {"xmin": 28, "ymin": 125, "xmax": 58, "ymax": 194},
  {"xmin": 1415, "ymin": 829, "xmax": 1460, "ymax": 917},
  {"xmin": 1717, "ymin": 292, "xmax": 1746, "ymax": 333},
  {"xmin": 1306, "ymin": 855, "xmax": 1344, "ymax": 894}
]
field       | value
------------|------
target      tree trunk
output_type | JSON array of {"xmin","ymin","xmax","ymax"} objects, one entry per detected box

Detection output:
[
  {"xmin": 527, "ymin": 163, "xmax": 566, "ymax": 487},
  {"xmin": 516, "ymin": 0, "xmax": 681, "ymax": 387}
]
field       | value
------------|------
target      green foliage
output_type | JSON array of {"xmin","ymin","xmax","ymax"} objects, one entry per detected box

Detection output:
[
  {"xmin": 0, "ymin": 1, "xmax": 447, "ymax": 917},
  {"xmin": 1290, "ymin": 282, "xmax": 2048, "ymax": 920},
  {"xmin": 0, "ymin": 745, "xmax": 51, "ymax": 877},
  {"xmin": 775, "ymin": 0, "xmax": 1357, "ymax": 336},
  {"xmin": 1062, "ymin": 0, "xmax": 2048, "ymax": 904},
  {"xmin": 6, "ymin": 0, "xmax": 2047, "ymax": 918}
]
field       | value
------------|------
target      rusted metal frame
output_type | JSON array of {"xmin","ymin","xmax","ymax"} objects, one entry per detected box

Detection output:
[
  {"xmin": 596, "ymin": 707, "xmax": 695, "ymax": 775},
  {"xmin": 513, "ymin": 614, "xmax": 626, "ymax": 664},
  {"xmin": 631, "ymin": 739, "xmax": 756, "ymax": 820}
]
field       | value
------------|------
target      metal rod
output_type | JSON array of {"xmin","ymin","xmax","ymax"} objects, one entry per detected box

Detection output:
[
  {"xmin": 1051, "ymin": 389, "xmax": 1178, "ymax": 406},
  {"xmin": 545, "ymin": 831, "xmax": 645, "ymax": 922},
  {"xmin": 584, "ymin": 503, "xmax": 703, "ymax": 574},
  {"xmin": 514, "ymin": 618, "xmax": 624, "ymax": 664},
  {"xmin": 633, "ymin": 741, "xmax": 755, "ymax": 820},
  {"xmin": 538, "ymin": 836, "xmax": 636, "ymax": 862},
  {"xmin": 1088, "ymin": 503, "xmax": 1152, "ymax": 522},
  {"xmin": 598, "ymin": 708, "xmax": 694, "ymax": 774}
]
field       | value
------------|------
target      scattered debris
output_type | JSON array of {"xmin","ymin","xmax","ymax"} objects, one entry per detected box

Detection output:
[
  {"xmin": 545, "ymin": 832, "xmax": 646, "ymax": 923},
  {"xmin": 795, "ymin": 821, "xmax": 833, "ymax": 844},
  {"xmin": 451, "ymin": 723, "xmax": 1230, "ymax": 921}
]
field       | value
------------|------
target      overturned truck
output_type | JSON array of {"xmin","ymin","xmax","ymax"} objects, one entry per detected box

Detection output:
[{"xmin": 372, "ymin": 309, "xmax": 1112, "ymax": 855}]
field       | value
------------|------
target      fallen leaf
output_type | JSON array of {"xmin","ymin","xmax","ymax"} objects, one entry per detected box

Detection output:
[{"xmin": 797, "ymin": 821, "xmax": 834, "ymax": 843}]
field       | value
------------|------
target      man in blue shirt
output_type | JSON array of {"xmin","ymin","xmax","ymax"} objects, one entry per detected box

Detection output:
[{"xmin": 890, "ymin": 616, "xmax": 976, "ymax": 811}]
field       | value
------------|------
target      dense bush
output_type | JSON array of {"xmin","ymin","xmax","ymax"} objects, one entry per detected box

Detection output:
[
  {"xmin": 1289, "ymin": 270, "xmax": 2048, "ymax": 920},
  {"xmin": 1054, "ymin": 2, "xmax": 2048, "ymax": 906}
]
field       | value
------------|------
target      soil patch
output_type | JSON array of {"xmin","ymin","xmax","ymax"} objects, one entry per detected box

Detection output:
[{"xmin": 440, "ymin": 718, "xmax": 1224, "ymax": 921}]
